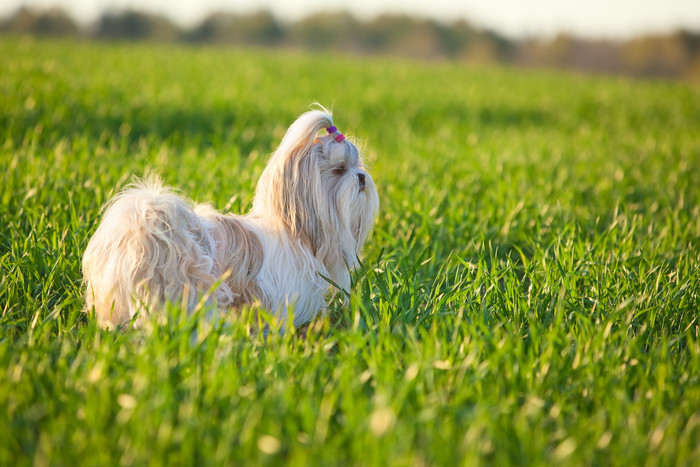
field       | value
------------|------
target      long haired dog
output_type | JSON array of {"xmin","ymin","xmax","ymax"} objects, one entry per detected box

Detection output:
[{"xmin": 82, "ymin": 109, "xmax": 379, "ymax": 330}]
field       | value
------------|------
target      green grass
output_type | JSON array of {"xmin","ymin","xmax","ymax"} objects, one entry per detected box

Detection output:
[{"xmin": 1, "ymin": 37, "xmax": 699, "ymax": 465}]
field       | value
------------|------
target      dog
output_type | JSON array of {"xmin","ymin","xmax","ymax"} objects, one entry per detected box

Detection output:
[{"xmin": 82, "ymin": 108, "xmax": 379, "ymax": 330}]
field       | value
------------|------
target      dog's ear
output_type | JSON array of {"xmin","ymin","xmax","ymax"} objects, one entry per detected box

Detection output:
[{"xmin": 252, "ymin": 109, "xmax": 335, "ymax": 251}]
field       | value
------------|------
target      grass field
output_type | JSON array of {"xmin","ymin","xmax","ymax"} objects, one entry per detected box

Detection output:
[{"xmin": 1, "ymin": 38, "xmax": 699, "ymax": 465}]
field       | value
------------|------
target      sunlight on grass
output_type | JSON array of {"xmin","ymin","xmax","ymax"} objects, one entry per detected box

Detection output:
[{"xmin": 0, "ymin": 38, "xmax": 699, "ymax": 465}]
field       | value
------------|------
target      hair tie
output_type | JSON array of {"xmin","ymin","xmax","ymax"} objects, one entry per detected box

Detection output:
[{"xmin": 326, "ymin": 126, "xmax": 346, "ymax": 143}]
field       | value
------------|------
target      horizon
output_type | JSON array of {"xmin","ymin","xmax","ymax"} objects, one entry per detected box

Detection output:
[{"xmin": 1, "ymin": 0, "xmax": 699, "ymax": 39}]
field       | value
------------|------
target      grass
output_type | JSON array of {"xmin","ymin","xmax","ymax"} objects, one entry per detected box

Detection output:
[{"xmin": 1, "ymin": 37, "xmax": 699, "ymax": 465}]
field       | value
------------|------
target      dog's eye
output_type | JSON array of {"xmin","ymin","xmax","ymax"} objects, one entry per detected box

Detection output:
[{"xmin": 333, "ymin": 165, "xmax": 347, "ymax": 175}]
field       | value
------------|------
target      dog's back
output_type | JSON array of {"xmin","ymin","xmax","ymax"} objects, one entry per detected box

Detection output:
[{"xmin": 83, "ymin": 177, "xmax": 221, "ymax": 328}]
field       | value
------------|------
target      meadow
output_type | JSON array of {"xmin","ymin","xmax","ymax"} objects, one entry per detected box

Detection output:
[{"xmin": 1, "ymin": 38, "xmax": 699, "ymax": 465}]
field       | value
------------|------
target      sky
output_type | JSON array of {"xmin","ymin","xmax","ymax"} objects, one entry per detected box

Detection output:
[{"xmin": 1, "ymin": 0, "xmax": 699, "ymax": 39}]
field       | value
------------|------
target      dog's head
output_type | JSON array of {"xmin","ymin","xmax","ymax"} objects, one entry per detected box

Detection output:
[{"xmin": 252, "ymin": 108, "xmax": 379, "ymax": 287}]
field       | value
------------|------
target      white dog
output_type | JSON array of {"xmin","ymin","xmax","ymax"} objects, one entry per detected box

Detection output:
[{"xmin": 82, "ymin": 108, "xmax": 379, "ymax": 330}]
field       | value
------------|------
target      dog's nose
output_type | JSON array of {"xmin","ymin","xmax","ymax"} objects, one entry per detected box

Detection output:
[{"xmin": 357, "ymin": 173, "xmax": 366, "ymax": 191}]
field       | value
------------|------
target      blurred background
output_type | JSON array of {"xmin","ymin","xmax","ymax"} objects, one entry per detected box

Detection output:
[{"xmin": 1, "ymin": 0, "xmax": 699, "ymax": 81}]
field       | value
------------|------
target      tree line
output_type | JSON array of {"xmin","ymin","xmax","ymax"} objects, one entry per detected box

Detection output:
[{"xmin": 2, "ymin": 7, "xmax": 699, "ymax": 81}]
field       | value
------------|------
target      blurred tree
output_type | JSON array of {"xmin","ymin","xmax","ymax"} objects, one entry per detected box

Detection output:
[
  {"xmin": 0, "ymin": 6, "xmax": 698, "ymax": 81},
  {"xmin": 434, "ymin": 20, "xmax": 477, "ymax": 58},
  {"xmin": 289, "ymin": 12, "xmax": 360, "ymax": 51},
  {"xmin": 94, "ymin": 10, "xmax": 179, "ymax": 41},
  {"xmin": 623, "ymin": 32, "xmax": 695, "ymax": 78},
  {"xmin": 360, "ymin": 15, "xmax": 441, "ymax": 58},
  {"xmin": 0, "ymin": 7, "xmax": 79, "ymax": 36},
  {"xmin": 184, "ymin": 11, "xmax": 284, "ymax": 45}
]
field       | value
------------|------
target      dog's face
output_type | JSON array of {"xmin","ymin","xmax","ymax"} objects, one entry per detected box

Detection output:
[
  {"xmin": 252, "ymin": 110, "xmax": 379, "ymax": 281},
  {"xmin": 317, "ymin": 133, "xmax": 379, "ymax": 261}
]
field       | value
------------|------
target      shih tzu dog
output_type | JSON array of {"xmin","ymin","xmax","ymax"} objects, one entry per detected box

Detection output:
[{"xmin": 82, "ymin": 108, "xmax": 379, "ymax": 330}]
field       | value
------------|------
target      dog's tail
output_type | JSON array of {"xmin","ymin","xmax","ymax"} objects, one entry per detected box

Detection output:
[{"xmin": 82, "ymin": 175, "xmax": 219, "ymax": 328}]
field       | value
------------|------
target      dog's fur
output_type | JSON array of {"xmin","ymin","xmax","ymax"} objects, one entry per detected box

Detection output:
[{"xmin": 82, "ymin": 109, "xmax": 379, "ymax": 329}]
